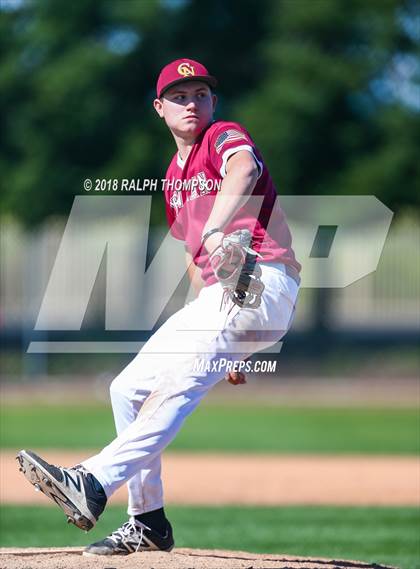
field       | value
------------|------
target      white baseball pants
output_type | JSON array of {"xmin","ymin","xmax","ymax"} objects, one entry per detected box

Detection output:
[{"xmin": 82, "ymin": 262, "xmax": 299, "ymax": 515}]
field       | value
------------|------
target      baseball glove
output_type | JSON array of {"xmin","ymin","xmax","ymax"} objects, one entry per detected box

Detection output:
[{"xmin": 209, "ymin": 229, "xmax": 265, "ymax": 309}]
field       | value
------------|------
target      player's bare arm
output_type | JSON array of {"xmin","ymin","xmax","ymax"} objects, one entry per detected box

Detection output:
[{"xmin": 202, "ymin": 150, "xmax": 259, "ymax": 254}]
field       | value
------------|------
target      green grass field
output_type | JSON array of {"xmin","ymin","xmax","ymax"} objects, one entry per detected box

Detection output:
[
  {"xmin": 1, "ymin": 403, "xmax": 419, "ymax": 453},
  {"xmin": 2, "ymin": 402, "xmax": 418, "ymax": 567},
  {"xmin": 0, "ymin": 505, "xmax": 419, "ymax": 568}
]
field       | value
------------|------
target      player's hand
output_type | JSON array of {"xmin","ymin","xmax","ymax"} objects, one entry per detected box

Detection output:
[{"xmin": 225, "ymin": 371, "xmax": 247, "ymax": 385}]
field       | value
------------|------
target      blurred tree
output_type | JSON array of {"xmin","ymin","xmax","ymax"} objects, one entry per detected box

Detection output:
[
  {"xmin": 0, "ymin": 0, "xmax": 268, "ymax": 226},
  {"xmin": 0, "ymin": 0, "xmax": 418, "ymax": 226},
  {"xmin": 235, "ymin": 0, "xmax": 420, "ymax": 212}
]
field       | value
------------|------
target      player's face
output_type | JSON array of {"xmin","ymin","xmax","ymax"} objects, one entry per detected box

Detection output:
[{"xmin": 154, "ymin": 81, "xmax": 217, "ymax": 140}]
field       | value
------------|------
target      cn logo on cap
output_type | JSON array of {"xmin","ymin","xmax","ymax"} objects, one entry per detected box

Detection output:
[
  {"xmin": 156, "ymin": 58, "xmax": 217, "ymax": 98},
  {"xmin": 177, "ymin": 62, "xmax": 195, "ymax": 77}
]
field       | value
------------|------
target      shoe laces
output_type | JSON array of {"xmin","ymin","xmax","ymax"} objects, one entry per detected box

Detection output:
[
  {"xmin": 108, "ymin": 518, "xmax": 150, "ymax": 552},
  {"xmin": 72, "ymin": 464, "xmax": 90, "ymax": 477}
]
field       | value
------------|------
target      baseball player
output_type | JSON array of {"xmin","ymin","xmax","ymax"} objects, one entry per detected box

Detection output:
[{"xmin": 17, "ymin": 58, "xmax": 301, "ymax": 556}]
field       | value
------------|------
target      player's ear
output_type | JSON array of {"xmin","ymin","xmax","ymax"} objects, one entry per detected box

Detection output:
[
  {"xmin": 153, "ymin": 98, "xmax": 164, "ymax": 118},
  {"xmin": 212, "ymin": 93, "xmax": 217, "ymax": 112}
]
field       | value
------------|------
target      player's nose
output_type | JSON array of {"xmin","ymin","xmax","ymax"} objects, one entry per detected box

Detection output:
[{"xmin": 185, "ymin": 98, "xmax": 198, "ymax": 110}]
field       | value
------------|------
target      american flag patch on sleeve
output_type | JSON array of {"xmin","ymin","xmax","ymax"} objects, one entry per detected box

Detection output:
[{"xmin": 214, "ymin": 129, "xmax": 248, "ymax": 153}]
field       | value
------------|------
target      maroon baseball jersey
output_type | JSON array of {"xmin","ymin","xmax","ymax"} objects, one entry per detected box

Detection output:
[{"xmin": 164, "ymin": 120, "xmax": 301, "ymax": 285}]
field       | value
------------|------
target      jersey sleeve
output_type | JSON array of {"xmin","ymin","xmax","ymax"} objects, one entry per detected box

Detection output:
[{"xmin": 209, "ymin": 122, "xmax": 263, "ymax": 179}]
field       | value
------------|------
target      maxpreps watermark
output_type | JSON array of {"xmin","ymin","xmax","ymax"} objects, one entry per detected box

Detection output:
[
  {"xmin": 29, "ymin": 194, "xmax": 393, "ymax": 354},
  {"xmin": 193, "ymin": 358, "xmax": 277, "ymax": 374}
]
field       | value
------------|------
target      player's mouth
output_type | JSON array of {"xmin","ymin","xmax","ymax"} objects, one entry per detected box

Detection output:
[{"xmin": 184, "ymin": 114, "xmax": 199, "ymax": 120}]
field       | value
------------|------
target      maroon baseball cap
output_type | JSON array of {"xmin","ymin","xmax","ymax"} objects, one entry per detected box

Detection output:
[{"xmin": 156, "ymin": 58, "xmax": 217, "ymax": 98}]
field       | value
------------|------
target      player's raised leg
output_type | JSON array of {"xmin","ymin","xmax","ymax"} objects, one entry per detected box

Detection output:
[{"xmin": 16, "ymin": 450, "xmax": 107, "ymax": 531}]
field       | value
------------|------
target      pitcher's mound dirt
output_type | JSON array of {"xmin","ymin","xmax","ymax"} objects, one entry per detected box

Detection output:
[{"xmin": 0, "ymin": 547, "xmax": 396, "ymax": 569}]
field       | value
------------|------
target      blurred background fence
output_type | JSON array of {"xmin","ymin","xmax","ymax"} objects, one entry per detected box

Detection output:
[
  {"xmin": 1, "ymin": 213, "xmax": 419, "ymax": 380},
  {"xmin": 1, "ymin": 214, "xmax": 419, "ymax": 333}
]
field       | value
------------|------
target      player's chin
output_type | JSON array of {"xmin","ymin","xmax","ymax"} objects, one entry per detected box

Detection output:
[
  {"xmin": 179, "ymin": 123, "xmax": 205, "ymax": 137},
  {"xmin": 183, "ymin": 116, "xmax": 209, "ymax": 130}
]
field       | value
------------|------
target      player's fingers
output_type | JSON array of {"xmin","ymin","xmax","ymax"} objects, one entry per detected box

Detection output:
[{"xmin": 225, "ymin": 371, "xmax": 247, "ymax": 385}]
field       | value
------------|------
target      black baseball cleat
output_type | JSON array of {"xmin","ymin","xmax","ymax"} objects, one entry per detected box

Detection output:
[
  {"xmin": 16, "ymin": 450, "xmax": 107, "ymax": 531},
  {"xmin": 83, "ymin": 517, "xmax": 174, "ymax": 556}
]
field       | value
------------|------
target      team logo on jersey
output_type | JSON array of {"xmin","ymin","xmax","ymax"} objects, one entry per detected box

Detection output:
[
  {"xmin": 196, "ymin": 171, "xmax": 212, "ymax": 195},
  {"xmin": 177, "ymin": 62, "xmax": 195, "ymax": 77},
  {"xmin": 215, "ymin": 129, "xmax": 248, "ymax": 154},
  {"xmin": 169, "ymin": 190, "xmax": 183, "ymax": 213},
  {"xmin": 185, "ymin": 172, "xmax": 213, "ymax": 202}
]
